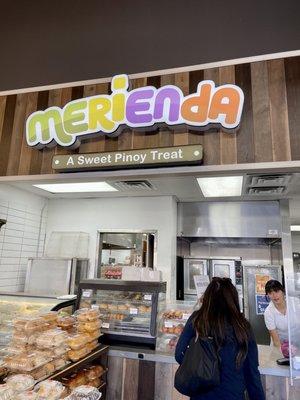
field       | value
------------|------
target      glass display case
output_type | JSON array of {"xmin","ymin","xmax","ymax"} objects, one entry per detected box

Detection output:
[
  {"xmin": 156, "ymin": 301, "xmax": 197, "ymax": 353},
  {"xmin": 0, "ymin": 293, "xmax": 75, "ymax": 352},
  {"xmin": 77, "ymin": 280, "xmax": 166, "ymax": 348}
]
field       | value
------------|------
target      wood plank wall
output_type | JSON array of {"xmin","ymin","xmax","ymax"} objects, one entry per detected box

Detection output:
[
  {"xmin": 106, "ymin": 356, "xmax": 300, "ymax": 400},
  {"xmin": 0, "ymin": 56, "xmax": 299, "ymax": 176}
]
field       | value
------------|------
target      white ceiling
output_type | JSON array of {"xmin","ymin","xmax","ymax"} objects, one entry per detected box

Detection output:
[{"xmin": 3, "ymin": 171, "xmax": 300, "ymax": 205}]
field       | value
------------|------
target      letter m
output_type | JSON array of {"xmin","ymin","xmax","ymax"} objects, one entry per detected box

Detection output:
[{"xmin": 26, "ymin": 107, "xmax": 63, "ymax": 147}]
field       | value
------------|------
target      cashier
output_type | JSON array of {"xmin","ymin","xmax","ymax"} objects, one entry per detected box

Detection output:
[{"xmin": 264, "ymin": 280, "xmax": 287, "ymax": 347}]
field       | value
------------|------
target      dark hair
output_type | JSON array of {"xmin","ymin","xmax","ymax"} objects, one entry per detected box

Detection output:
[
  {"xmin": 265, "ymin": 280, "xmax": 284, "ymax": 295},
  {"xmin": 193, "ymin": 277, "xmax": 251, "ymax": 368}
]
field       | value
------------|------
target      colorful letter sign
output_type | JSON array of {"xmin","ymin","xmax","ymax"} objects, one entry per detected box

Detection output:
[{"xmin": 26, "ymin": 75, "xmax": 244, "ymax": 148}]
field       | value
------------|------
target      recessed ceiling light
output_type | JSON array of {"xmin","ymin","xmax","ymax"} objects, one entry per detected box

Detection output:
[
  {"xmin": 197, "ymin": 176, "xmax": 243, "ymax": 197},
  {"xmin": 291, "ymin": 225, "xmax": 300, "ymax": 232},
  {"xmin": 33, "ymin": 182, "xmax": 118, "ymax": 193}
]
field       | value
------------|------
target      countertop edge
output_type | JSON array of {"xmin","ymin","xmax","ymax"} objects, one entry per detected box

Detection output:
[{"xmin": 108, "ymin": 346, "xmax": 291, "ymax": 377}]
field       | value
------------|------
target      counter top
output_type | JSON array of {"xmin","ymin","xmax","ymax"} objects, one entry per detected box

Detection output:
[{"xmin": 108, "ymin": 344, "xmax": 290, "ymax": 377}]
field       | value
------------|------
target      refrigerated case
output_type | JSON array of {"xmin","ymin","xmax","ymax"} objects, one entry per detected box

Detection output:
[
  {"xmin": 25, "ymin": 258, "xmax": 89, "ymax": 296},
  {"xmin": 77, "ymin": 280, "xmax": 166, "ymax": 349},
  {"xmin": 0, "ymin": 292, "xmax": 75, "ymax": 351},
  {"xmin": 243, "ymin": 265, "xmax": 282, "ymax": 345}
]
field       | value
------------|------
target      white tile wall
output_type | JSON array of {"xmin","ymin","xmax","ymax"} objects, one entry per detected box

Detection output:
[{"xmin": 0, "ymin": 186, "xmax": 48, "ymax": 292}]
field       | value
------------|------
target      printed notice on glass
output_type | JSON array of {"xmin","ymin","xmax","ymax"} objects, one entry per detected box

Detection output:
[{"xmin": 194, "ymin": 275, "xmax": 210, "ymax": 299}]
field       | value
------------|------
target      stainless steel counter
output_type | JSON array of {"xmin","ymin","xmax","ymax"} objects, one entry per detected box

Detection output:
[{"xmin": 108, "ymin": 344, "xmax": 289, "ymax": 377}]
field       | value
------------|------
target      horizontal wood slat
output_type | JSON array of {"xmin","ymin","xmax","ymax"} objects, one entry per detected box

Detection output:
[{"xmin": 0, "ymin": 56, "xmax": 299, "ymax": 176}]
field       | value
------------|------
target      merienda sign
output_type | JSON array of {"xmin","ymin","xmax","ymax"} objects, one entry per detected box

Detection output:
[{"xmin": 26, "ymin": 74, "xmax": 244, "ymax": 148}]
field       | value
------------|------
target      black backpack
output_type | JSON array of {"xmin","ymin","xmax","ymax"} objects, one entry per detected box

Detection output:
[{"xmin": 174, "ymin": 336, "xmax": 221, "ymax": 397}]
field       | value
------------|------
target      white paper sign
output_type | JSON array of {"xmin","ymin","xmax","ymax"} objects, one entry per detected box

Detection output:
[
  {"xmin": 164, "ymin": 321, "xmax": 173, "ymax": 328},
  {"xmin": 144, "ymin": 295, "xmax": 152, "ymax": 300},
  {"xmin": 102, "ymin": 322, "xmax": 110, "ymax": 329},
  {"xmin": 193, "ymin": 275, "xmax": 210, "ymax": 298},
  {"xmin": 130, "ymin": 308, "xmax": 138, "ymax": 315}
]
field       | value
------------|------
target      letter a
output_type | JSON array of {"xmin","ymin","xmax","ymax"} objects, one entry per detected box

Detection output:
[
  {"xmin": 208, "ymin": 86, "xmax": 243, "ymax": 128},
  {"xmin": 67, "ymin": 157, "xmax": 74, "ymax": 166}
]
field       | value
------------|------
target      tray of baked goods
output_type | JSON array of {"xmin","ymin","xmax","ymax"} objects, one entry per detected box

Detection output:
[
  {"xmin": 156, "ymin": 301, "xmax": 197, "ymax": 353},
  {"xmin": 0, "ymin": 376, "xmax": 104, "ymax": 399},
  {"xmin": 2, "ymin": 308, "xmax": 104, "ymax": 379},
  {"xmin": 94, "ymin": 291, "xmax": 153, "ymax": 305}
]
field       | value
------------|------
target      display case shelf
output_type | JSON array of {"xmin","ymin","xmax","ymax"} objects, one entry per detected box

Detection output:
[
  {"xmin": 49, "ymin": 345, "xmax": 109, "ymax": 381},
  {"xmin": 77, "ymin": 280, "xmax": 166, "ymax": 349}
]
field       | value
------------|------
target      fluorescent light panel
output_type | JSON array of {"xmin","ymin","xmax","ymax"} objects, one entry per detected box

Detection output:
[
  {"xmin": 291, "ymin": 225, "xmax": 300, "ymax": 232},
  {"xmin": 197, "ymin": 176, "xmax": 243, "ymax": 197},
  {"xmin": 33, "ymin": 182, "xmax": 118, "ymax": 193}
]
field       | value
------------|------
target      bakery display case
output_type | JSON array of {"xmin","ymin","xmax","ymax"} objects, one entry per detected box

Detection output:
[
  {"xmin": 77, "ymin": 280, "xmax": 166, "ymax": 348},
  {"xmin": 156, "ymin": 301, "xmax": 197, "ymax": 353},
  {"xmin": 0, "ymin": 293, "xmax": 75, "ymax": 352}
]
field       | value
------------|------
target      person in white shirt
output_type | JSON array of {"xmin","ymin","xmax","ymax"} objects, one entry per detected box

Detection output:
[{"xmin": 263, "ymin": 280, "xmax": 287, "ymax": 347}]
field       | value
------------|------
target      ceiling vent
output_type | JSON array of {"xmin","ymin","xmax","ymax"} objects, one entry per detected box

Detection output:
[
  {"xmin": 112, "ymin": 180, "xmax": 156, "ymax": 191},
  {"xmin": 248, "ymin": 174, "xmax": 291, "ymax": 187},
  {"xmin": 248, "ymin": 187, "xmax": 286, "ymax": 195}
]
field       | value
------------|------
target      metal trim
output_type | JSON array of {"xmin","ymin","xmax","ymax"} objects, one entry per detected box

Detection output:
[{"xmin": 2, "ymin": 160, "xmax": 300, "ymax": 184}]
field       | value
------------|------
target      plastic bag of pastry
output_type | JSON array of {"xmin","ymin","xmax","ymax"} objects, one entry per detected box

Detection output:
[
  {"xmin": 5, "ymin": 374, "xmax": 35, "ymax": 392},
  {"xmin": 66, "ymin": 371, "xmax": 87, "ymax": 388},
  {"xmin": 51, "ymin": 345, "xmax": 69, "ymax": 357},
  {"xmin": 15, "ymin": 392, "xmax": 38, "ymax": 400},
  {"xmin": 4, "ymin": 354, "xmax": 35, "ymax": 372},
  {"xmin": 40, "ymin": 311, "xmax": 58, "ymax": 325},
  {"xmin": 87, "ymin": 377, "xmax": 101, "ymax": 388},
  {"xmin": 66, "ymin": 386, "xmax": 102, "ymax": 400},
  {"xmin": 53, "ymin": 357, "xmax": 69, "ymax": 371},
  {"xmin": 43, "ymin": 361, "xmax": 56, "ymax": 376},
  {"xmin": 0, "ymin": 384, "xmax": 14, "ymax": 400},
  {"xmin": 85, "ymin": 365, "xmax": 105, "ymax": 380},
  {"xmin": 77, "ymin": 320, "xmax": 101, "ymax": 333},
  {"xmin": 67, "ymin": 334, "xmax": 89, "ymax": 350},
  {"xmin": 67, "ymin": 347, "xmax": 88, "ymax": 362},
  {"xmin": 86, "ymin": 340, "xmax": 99, "ymax": 353},
  {"xmin": 34, "ymin": 380, "xmax": 66, "ymax": 400},
  {"xmin": 11, "ymin": 331, "xmax": 29, "ymax": 345},
  {"xmin": 75, "ymin": 308, "xmax": 100, "ymax": 322},
  {"xmin": 6, "ymin": 374, "xmax": 35, "ymax": 392},
  {"xmin": 13, "ymin": 317, "xmax": 48, "ymax": 334},
  {"xmin": 36, "ymin": 329, "xmax": 67, "ymax": 349},
  {"xmin": 86, "ymin": 329, "xmax": 101, "ymax": 343},
  {"xmin": 57, "ymin": 316, "xmax": 76, "ymax": 331}
]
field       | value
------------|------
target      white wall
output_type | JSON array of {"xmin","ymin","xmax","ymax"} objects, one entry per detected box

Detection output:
[
  {"xmin": 46, "ymin": 196, "xmax": 177, "ymax": 298},
  {"xmin": 0, "ymin": 184, "xmax": 48, "ymax": 292}
]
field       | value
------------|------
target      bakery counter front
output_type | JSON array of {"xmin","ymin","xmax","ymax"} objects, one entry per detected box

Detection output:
[{"xmin": 106, "ymin": 345, "xmax": 299, "ymax": 400}]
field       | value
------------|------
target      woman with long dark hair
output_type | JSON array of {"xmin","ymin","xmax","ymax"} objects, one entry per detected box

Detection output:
[{"xmin": 175, "ymin": 277, "xmax": 265, "ymax": 400}]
